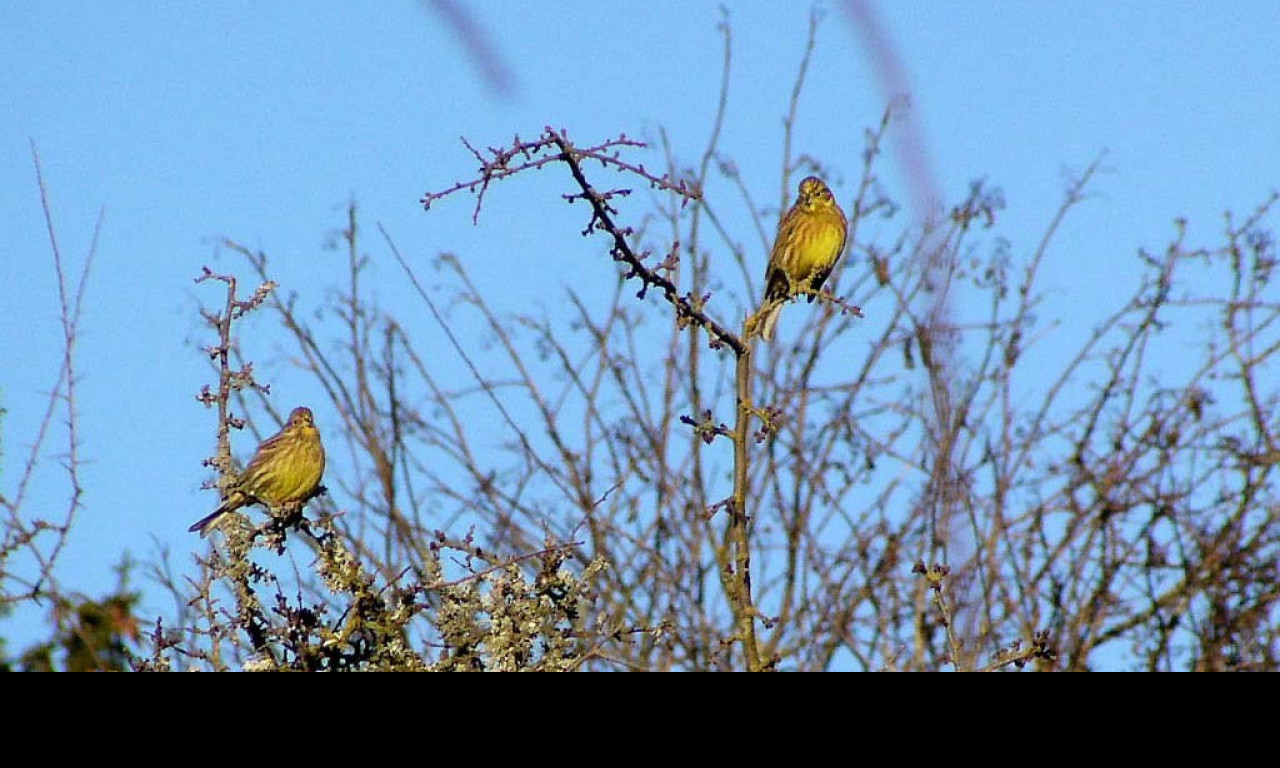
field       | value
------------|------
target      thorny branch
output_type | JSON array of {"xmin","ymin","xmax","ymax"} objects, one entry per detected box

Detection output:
[{"xmin": 421, "ymin": 127, "xmax": 747, "ymax": 356}]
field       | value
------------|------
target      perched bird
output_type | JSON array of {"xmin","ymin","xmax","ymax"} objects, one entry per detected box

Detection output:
[
  {"xmin": 189, "ymin": 406, "xmax": 326, "ymax": 536},
  {"xmin": 757, "ymin": 176, "xmax": 848, "ymax": 342}
]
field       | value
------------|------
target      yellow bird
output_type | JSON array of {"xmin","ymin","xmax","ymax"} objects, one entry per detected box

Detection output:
[
  {"xmin": 189, "ymin": 406, "xmax": 326, "ymax": 536},
  {"xmin": 757, "ymin": 176, "xmax": 848, "ymax": 342}
]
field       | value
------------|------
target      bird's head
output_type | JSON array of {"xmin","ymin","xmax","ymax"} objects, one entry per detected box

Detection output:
[
  {"xmin": 797, "ymin": 176, "xmax": 835, "ymax": 208},
  {"xmin": 287, "ymin": 407, "xmax": 315, "ymax": 428}
]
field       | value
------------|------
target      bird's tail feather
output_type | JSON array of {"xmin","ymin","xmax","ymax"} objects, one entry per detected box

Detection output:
[
  {"xmin": 759, "ymin": 303, "xmax": 783, "ymax": 342},
  {"xmin": 188, "ymin": 505, "xmax": 229, "ymax": 536},
  {"xmin": 188, "ymin": 495, "xmax": 240, "ymax": 536}
]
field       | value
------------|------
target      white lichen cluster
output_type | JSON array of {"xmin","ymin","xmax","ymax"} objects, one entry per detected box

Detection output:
[{"xmin": 424, "ymin": 556, "xmax": 609, "ymax": 671}]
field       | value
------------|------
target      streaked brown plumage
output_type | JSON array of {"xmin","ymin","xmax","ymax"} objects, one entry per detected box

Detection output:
[
  {"xmin": 757, "ymin": 176, "xmax": 848, "ymax": 342},
  {"xmin": 189, "ymin": 406, "xmax": 326, "ymax": 536}
]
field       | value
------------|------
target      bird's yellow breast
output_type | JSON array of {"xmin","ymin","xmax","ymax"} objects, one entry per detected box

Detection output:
[{"xmin": 791, "ymin": 207, "xmax": 846, "ymax": 277}]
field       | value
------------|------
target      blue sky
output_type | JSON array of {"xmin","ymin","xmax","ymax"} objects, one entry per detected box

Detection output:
[{"xmin": 3, "ymin": 2, "xmax": 1278, "ymax": 658}]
